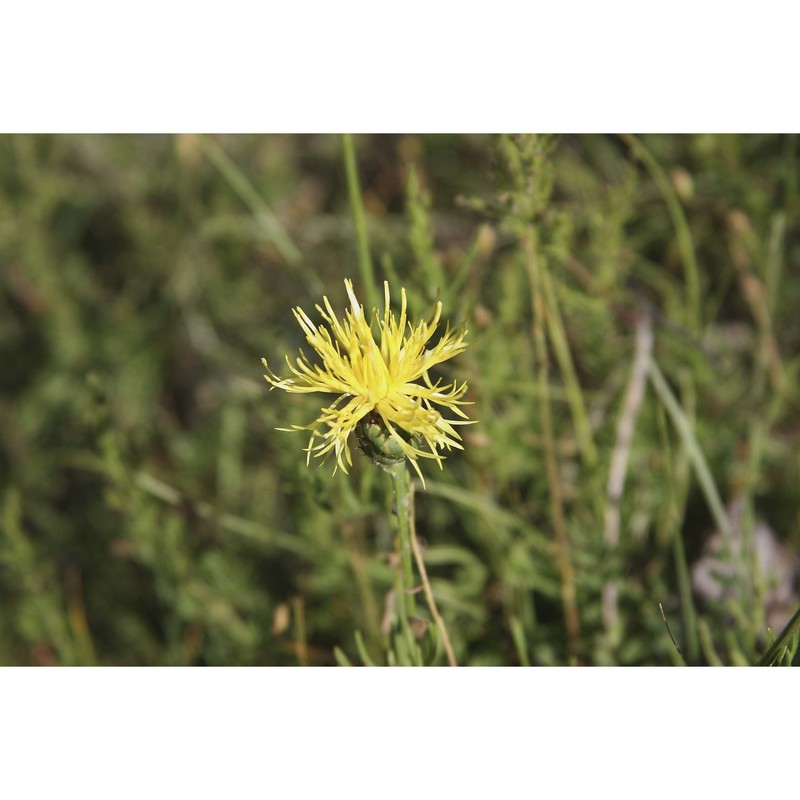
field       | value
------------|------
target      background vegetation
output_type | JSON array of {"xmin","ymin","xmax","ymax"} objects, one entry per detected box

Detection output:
[{"xmin": 1, "ymin": 133, "xmax": 798, "ymax": 665}]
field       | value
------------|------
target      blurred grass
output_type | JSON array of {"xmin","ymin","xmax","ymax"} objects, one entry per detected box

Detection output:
[{"xmin": 1, "ymin": 133, "xmax": 799, "ymax": 665}]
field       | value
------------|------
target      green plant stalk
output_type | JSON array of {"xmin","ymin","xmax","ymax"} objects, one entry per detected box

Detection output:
[
  {"xmin": 541, "ymin": 267, "xmax": 598, "ymax": 467},
  {"xmin": 354, "ymin": 629, "xmax": 378, "ymax": 666},
  {"xmin": 655, "ymin": 401, "xmax": 700, "ymax": 664},
  {"xmin": 697, "ymin": 619, "xmax": 724, "ymax": 667},
  {"xmin": 199, "ymin": 136, "xmax": 324, "ymax": 299},
  {"xmin": 671, "ymin": 501, "xmax": 700, "ymax": 663},
  {"xmin": 342, "ymin": 133, "xmax": 379, "ymax": 312},
  {"xmin": 621, "ymin": 134, "xmax": 701, "ymax": 335},
  {"xmin": 510, "ymin": 616, "xmax": 531, "ymax": 667},
  {"xmin": 648, "ymin": 360, "xmax": 734, "ymax": 542},
  {"xmin": 387, "ymin": 462, "xmax": 458, "ymax": 665},
  {"xmin": 757, "ymin": 604, "xmax": 800, "ymax": 666},
  {"xmin": 387, "ymin": 462, "xmax": 417, "ymax": 622},
  {"xmin": 334, "ymin": 646, "xmax": 353, "ymax": 666}
]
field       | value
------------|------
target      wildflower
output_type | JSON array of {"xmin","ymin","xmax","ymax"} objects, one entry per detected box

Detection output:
[{"xmin": 262, "ymin": 279, "xmax": 473, "ymax": 481}]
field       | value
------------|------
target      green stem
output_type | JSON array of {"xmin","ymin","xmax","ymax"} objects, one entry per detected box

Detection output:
[
  {"xmin": 388, "ymin": 462, "xmax": 417, "ymax": 621},
  {"xmin": 342, "ymin": 133, "xmax": 379, "ymax": 311},
  {"xmin": 671, "ymin": 503, "xmax": 700, "ymax": 663},
  {"xmin": 541, "ymin": 267, "xmax": 597, "ymax": 468},
  {"xmin": 198, "ymin": 136, "xmax": 322, "ymax": 297},
  {"xmin": 648, "ymin": 360, "xmax": 734, "ymax": 543},
  {"xmin": 757, "ymin": 604, "xmax": 800, "ymax": 666},
  {"xmin": 621, "ymin": 133, "xmax": 701, "ymax": 335}
]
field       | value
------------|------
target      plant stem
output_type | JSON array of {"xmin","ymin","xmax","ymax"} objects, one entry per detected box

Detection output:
[
  {"xmin": 388, "ymin": 462, "xmax": 458, "ymax": 666},
  {"xmin": 757, "ymin": 604, "xmax": 800, "ymax": 666},
  {"xmin": 198, "ymin": 136, "xmax": 326, "ymax": 296},
  {"xmin": 621, "ymin": 133, "xmax": 701, "ymax": 336},
  {"xmin": 541, "ymin": 268, "xmax": 597, "ymax": 468},
  {"xmin": 654, "ymin": 393, "xmax": 700, "ymax": 663},
  {"xmin": 342, "ymin": 133, "xmax": 379, "ymax": 312},
  {"xmin": 388, "ymin": 461, "xmax": 417, "ymax": 622},
  {"xmin": 648, "ymin": 360, "xmax": 733, "ymax": 543}
]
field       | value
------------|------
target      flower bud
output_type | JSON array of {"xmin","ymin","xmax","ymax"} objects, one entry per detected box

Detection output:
[{"xmin": 356, "ymin": 412, "xmax": 422, "ymax": 469}]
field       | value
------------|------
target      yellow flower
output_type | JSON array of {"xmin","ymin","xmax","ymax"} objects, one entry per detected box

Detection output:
[{"xmin": 262, "ymin": 279, "xmax": 473, "ymax": 481}]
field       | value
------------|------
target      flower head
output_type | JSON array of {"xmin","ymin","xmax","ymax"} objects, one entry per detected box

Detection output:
[{"xmin": 263, "ymin": 279, "xmax": 473, "ymax": 481}]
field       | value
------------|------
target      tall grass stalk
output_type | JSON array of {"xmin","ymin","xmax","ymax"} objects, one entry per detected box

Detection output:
[
  {"xmin": 648, "ymin": 360, "xmax": 733, "ymax": 542},
  {"xmin": 342, "ymin": 133, "xmax": 379, "ymax": 311},
  {"xmin": 198, "ymin": 136, "xmax": 325, "ymax": 296},
  {"xmin": 757, "ymin": 604, "xmax": 800, "ymax": 666},
  {"xmin": 621, "ymin": 134, "xmax": 702, "ymax": 335},
  {"xmin": 541, "ymin": 268, "xmax": 597, "ymax": 468}
]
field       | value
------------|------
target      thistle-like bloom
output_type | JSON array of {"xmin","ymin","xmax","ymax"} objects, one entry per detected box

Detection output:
[{"xmin": 262, "ymin": 279, "xmax": 473, "ymax": 481}]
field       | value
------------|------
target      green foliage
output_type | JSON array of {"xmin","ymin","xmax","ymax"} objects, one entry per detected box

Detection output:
[{"xmin": 1, "ymin": 134, "xmax": 798, "ymax": 665}]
